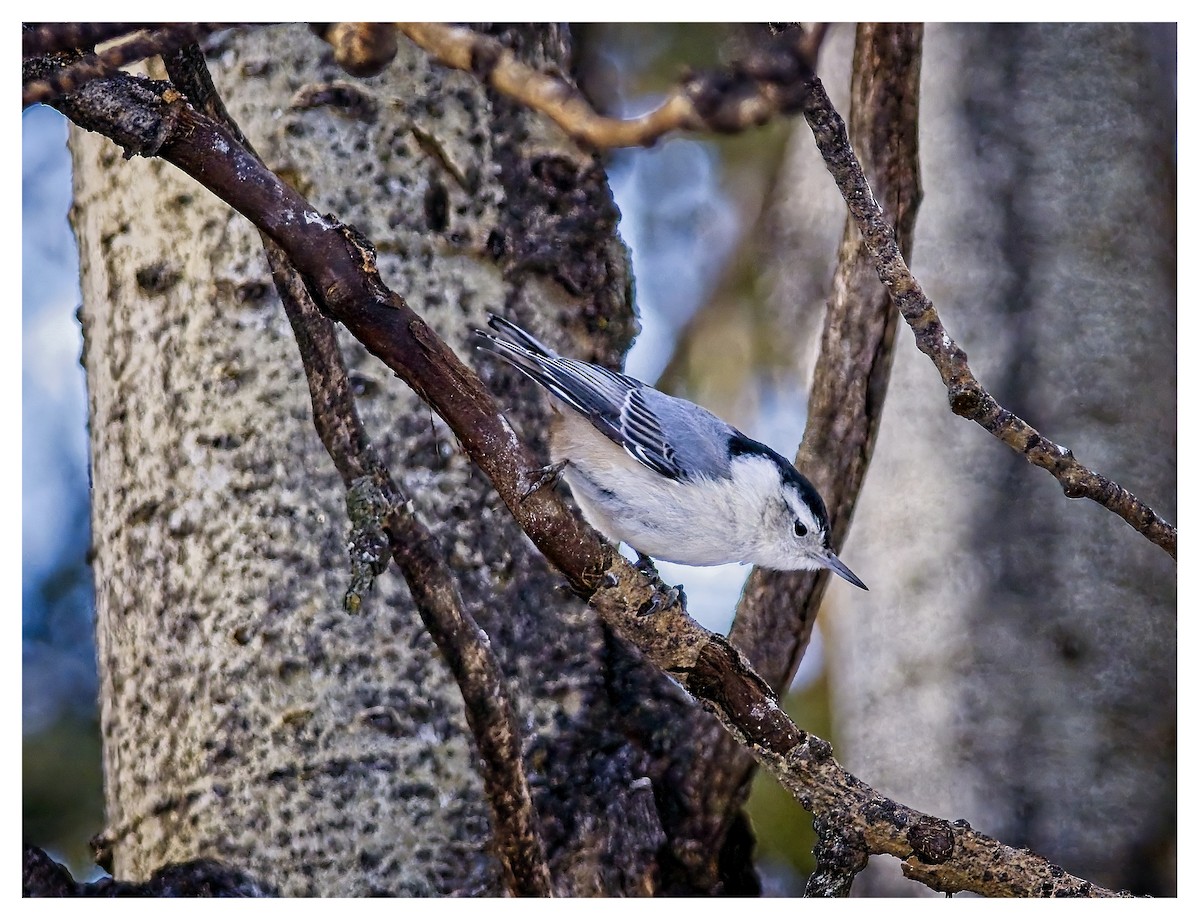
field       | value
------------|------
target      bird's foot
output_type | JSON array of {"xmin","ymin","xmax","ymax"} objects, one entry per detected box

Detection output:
[
  {"xmin": 633, "ymin": 552, "xmax": 659, "ymax": 577},
  {"xmin": 636, "ymin": 583, "xmax": 686, "ymax": 617},
  {"xmin": 520, "ymin": 460, "xmax": 569, "ymax": 502}
]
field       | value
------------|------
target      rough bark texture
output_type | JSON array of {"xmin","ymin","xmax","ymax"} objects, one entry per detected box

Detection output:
[
  {"xmin": 72, "ymin": 23, "xmax": 684, "ymax": 896},
  {"xmin": 816, "ymin": 23, "xmax": 1176, "ymax": 895},
  {"xmin": 46, "ymin": 21, "xmax": 1173, "ymax": 897}
]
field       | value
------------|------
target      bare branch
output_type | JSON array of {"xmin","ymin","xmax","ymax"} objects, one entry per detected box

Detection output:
[
  {"xmin": 38, "ymin": 61, "xmax": 1132, "ymax": 898},
  {"xmin": 752, "ymin": 21, "xmax": 922, "ymax": 688},
  {"xmin": 22, "ymin": 23, "xmax": 158, "ymax": 57},
  {"xmin": 795, "ymin": 59, "xmax": 1177, "ymax": 559},
  {"xmin": 22, "ymin": 23, "xmax": 232, "ymax": 108},
  {"xmin": 804, "ymin": 819, "xmax": 868, "ymax": 897},
  {"xmin": 396, "ymin": 23, "xmax": 816, "ymax": 148},
  {"xmin": 159, "ymin": 43, "xmax": 552, "ymax": 898},
  {"xmin": 271, "ymin": 264, "xmax": 553, "ymax": 898}
]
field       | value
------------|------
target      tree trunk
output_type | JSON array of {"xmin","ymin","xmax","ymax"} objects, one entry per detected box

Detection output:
[
  {"xmin": 72, "ymin": 23, "xmax": 689, "ymax": 896},
  {"xmin": 819, "ymin": 23, "xmax": 1176, "ymax": 895}
]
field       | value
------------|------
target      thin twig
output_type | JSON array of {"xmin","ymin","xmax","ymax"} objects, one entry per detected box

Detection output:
[
  {"xmin": 159, "ymin": 43, "xmax": 553, "ymax": 899},
  {"xmin": 396, "ymin": 23, "xmax": 816, "ymax": 148},
  {"xmin": 754, "ymin": 20, "xmax": 922, "ymax": 699},
  {"xmin": 270, "ymin": 263, "xmax": 553, "ymax": 898},
  {"xmin": 796, "ymin": 64, "xmax": 1177, "ymax": 559},
  {"xmin": 804, "ymin": 819, "xmax": 868, "ymax": 897},
  {"xmin": 21, "ymin": 23, "xmax": 158, "ymax": 58},
  {"xmin": 22, "ymin": 23, "xmax": 232, "ymax": 108},
  {"xmin": 36, "ymin": 62, "xmax": 1131, "ymax": 897}
]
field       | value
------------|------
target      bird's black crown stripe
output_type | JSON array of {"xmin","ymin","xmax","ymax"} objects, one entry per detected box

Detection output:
[{"xmin": 727, "ymin": 433, "xmax": 830, "ymax": 533}]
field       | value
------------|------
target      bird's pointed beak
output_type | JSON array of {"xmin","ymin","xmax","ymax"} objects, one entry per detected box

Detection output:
[{"xmin": 822, "ymin": 550, "xmax": 868, "ymax": 591}]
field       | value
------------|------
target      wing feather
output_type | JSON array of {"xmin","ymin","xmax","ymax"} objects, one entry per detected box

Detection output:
[
  {"xmin": 546, "ymin": 358, "xmax": 685, "ymax": 480},
  {"xmin": 476, "ymin": 317, "xmax": 691, "ymax": 480}
]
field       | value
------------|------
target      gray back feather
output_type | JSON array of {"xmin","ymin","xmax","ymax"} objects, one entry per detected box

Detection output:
[{"xmin": 476, "ymin": 315, "xmax": 735, "ymax": 482}]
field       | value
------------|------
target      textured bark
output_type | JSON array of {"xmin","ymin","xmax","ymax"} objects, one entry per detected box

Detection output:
[
  {"xmin": 158, "ymin": 41, "xmax": 550, "ymax": 895},
  {"xmin": 24, "ymin": 845, "xmax": 274, "ymax": 897},
  {"xmin": 72, "ymin": 23, "xmax": 679, "ymax": 896},
  {"xmin": 48, "ymin": 21, "xmax": 1172, "ymax": 897},
  {"xmin": 821, "ymin": 23, "xmax": 1176, "ymax": 895}
]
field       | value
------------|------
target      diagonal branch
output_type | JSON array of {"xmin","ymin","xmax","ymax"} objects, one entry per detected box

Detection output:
[
  {"xmin": 739, "ymin": 21, "xmax": 922, "ymax": 689},
  {"xmin": 21, "ymin": 23, "xmax": 160, "ymax": 57},
  {"xmin": 36, "ymin": 59, "xmax": 1130, "ymax": 897},
  {"xmin": 22, "ymin": 23, "xmax": 234, "ymax": 108},
  {"xmin": 795, "ymin": 59, "xmax": 1176, "ymax": 559},
  {"xmin": 402, "ymin": 22, "xmax": 1175, "ymax": 559},
  {"xmin": 271, "ymin": 259, "xmax": 553, "ymax": 898},
  {"xmin": 159, "ymin": 43, "xmax": 552, "ymax": 898}
]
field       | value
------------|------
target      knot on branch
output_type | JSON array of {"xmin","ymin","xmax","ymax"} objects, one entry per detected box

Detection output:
[
  {"xmin": 312, "ymin": 23, "xmax": 398, "ymax": 78},
  {"xmin": 344, "ymin": 475, "xmax": 395, "ymax": 614},
  {"xmin": 683, "ymin": 74, "xmax": 765, "ymax": 134},
  {"xmin": 1060, "ymin": 470, "xmax": 1091, "ymax": 499},
  {"xmin": 907, "ymin": 817, "xmax": 955, "ymax": 865},
  {"xmin": 684, "ymin": 30, "xmax": 815, "ymax": 133},
  {"xmin": 947, "ymin": 381, "xmax": 984, "ymax": 418},
  {"xmin": 332, "ymin": 221, "xmax": 394, "ymax": 305},
  {"xmin": 338, "ymin": 220, "xmax": 376, "ymax": 266},
  {"xmin": 806, "ymin": 735, "xmax": 833, "ymax": 762},
  {"xmin": 25, "ymin": 54, "xmax": 184, "ymax": 159}
]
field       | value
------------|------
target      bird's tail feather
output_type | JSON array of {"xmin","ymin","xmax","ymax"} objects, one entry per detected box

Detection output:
[
  {"xmin": 481, "ymin": 313, "xmax": 556, "ymax": 357},
  {"xmin": 474, "ymin": 316, "xmax": 558, "ymax": 390}
]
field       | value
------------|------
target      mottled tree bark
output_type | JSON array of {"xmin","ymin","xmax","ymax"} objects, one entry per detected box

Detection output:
[
  {"xmin": 72, "ymin": 23, "xmax": 682, "ymax": 896},
  {"xmin": 51, "ymin": 21, "xmax": 1174, "ymax": 897}
]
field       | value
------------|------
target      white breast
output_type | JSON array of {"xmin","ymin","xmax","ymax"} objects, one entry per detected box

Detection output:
[{"xmin": 549, "ymin": 405, "xmax": 779, "ymax": 566}]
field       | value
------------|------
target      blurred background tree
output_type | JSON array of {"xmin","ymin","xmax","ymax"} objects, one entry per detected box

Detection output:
[{"xmin": 23, "ymin": 23, "xmax": 1175, "ymax": 895}]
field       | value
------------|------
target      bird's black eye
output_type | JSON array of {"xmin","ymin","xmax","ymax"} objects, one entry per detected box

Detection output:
[{"xmin": 794, "ymin": 521, "xmax": 808, "ymax": 538}]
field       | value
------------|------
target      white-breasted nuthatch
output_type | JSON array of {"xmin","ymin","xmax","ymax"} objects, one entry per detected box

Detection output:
[{"xmin": 475, "ymin": 314, "xmax": 867, "ymax": 590}]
